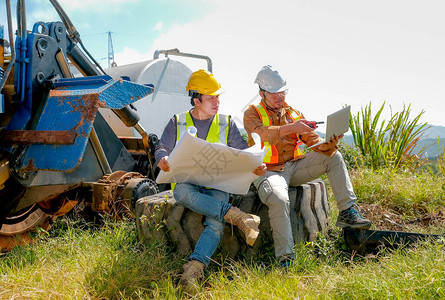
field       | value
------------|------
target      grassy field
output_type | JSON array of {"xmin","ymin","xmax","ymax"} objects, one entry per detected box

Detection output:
[
  {"xmin": 1, "ymin": 167, "xmax": 444, "ymax": 299},
  {"xmin": 2, "ymin": 106, "xmax": 445, "ymax": 299}
]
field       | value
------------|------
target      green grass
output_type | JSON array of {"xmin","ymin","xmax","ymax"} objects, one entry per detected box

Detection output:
[
  {"xmin": 206, "ymin": 240, "xmax": 445, "ymax": 299},
  {"xmin": 1, "ymin": 168, "xmax": 444, "ymax": 299},
  {"xmin": 350, "ymin": 168, "xmax": 445, "ymax": 216},
  {"xmin": 0, "ymin": 218, "xmax": 183, "ymax": 299},
  {"xmin": 1, "ymin": 217, "xmax": 444, "ymax": 299}
]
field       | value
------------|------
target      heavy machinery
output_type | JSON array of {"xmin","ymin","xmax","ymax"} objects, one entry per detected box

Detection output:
[{"xmin": 0, "ymin": 0, "xmax": 194, "ymax": 250}]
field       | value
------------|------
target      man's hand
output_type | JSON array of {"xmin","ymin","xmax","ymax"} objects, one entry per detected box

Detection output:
[
  {"xmin": 317, "ymin": 134, "xmax": 343, "ymax": 151},
  {"xmin": 280, "ymin": 119, "xmax": 314, "ymax": 137},
  {"xmin": 291, "ymin": 119, "xmax": 314, "ymax": 134},
  {"xmin": 158, "ymin": 156, "xmax": 170, "ymax": 172},
  {"xmin": 252, "ymin": 163, "xmax": 267, "ymax": 176}
]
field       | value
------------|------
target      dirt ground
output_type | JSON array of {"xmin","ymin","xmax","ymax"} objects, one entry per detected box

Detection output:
[{"xmin": 360, "ymin": 203, "xmax": 445, "ymax": 234}]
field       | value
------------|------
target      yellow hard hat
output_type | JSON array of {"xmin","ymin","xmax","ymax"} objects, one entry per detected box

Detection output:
[{"xmin": 186, "ymin": 69, "xmax": 225, "ymax": 96}]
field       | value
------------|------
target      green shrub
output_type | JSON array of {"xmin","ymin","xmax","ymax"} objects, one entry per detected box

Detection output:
[
  {"xmin": 349, "ymin": 102, "xmax": 429, "ymax": 171},
  {"xmin": 337, "ymin": 140, "xmax": 369, "ymax": 170}
]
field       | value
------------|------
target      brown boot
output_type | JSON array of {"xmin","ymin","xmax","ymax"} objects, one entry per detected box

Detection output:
[
  {"xmin": 179, "ymin": 260, "xmax": 205, "ymax": 294},
  {"xmin": 224, "ymin": 206, "xmax": 260, "ymax": 246}
]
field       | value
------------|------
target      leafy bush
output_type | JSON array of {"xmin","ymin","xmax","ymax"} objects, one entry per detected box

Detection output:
[{"xmin": 337, "ymin": 140, "xmax": 369, "ymax": 170}]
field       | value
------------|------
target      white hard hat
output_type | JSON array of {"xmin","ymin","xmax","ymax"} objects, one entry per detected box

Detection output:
[{"xmin": 254, "ymin": 65, "xmax": 287, "ymax": 93}]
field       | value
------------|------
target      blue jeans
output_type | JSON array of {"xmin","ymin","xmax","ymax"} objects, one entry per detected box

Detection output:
[{"xmin": 173, "ymin": 182, "xmax": 232, "ymax": 266}]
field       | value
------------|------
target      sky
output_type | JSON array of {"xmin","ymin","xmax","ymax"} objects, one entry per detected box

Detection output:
[{"xmin": 2, "ymin": 0, "xmax": 445, "ymax": 132}]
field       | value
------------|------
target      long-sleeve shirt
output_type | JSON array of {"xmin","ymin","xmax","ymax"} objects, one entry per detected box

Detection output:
[
  {"xmin": 243, "ymin": 99, "xmax": 337, "ymax": 172},
  {"xmin": 155, "ymin": 110, "xmax": 248, "ymax": 166}
]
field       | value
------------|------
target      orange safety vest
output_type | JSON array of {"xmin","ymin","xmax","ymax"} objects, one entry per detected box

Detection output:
[{"xmin": 252, "ymin": 103, "xmax": 303, "ymax": 164}]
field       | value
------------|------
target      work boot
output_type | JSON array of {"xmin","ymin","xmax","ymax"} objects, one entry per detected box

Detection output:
[
  {"xmin": 179, "ymin": 260, "xmax": 205, "ymax": 294},
  {"xmin": 224, "ymin": 206, "xmax": 260, "ymax": 246},
  {"xmin": 279, "ymin": 255, "xmax": 295, "ymax": 269},
  {"xmin": 336, "ymin": 204, "xmax": 372, "ymax": 229}
]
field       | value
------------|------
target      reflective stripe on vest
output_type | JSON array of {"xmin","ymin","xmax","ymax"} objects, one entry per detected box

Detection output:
[
  {"xmin": 172, "ymin": 112, "xmax": 229, "ymax": 190},
  {"xmin": 252, "ymin": 103, "xmax": 303, "ymax": 164},
  {"xmin": 176, "ymin": 112, "xmax": 229, "ymax": 145},
  {"xmin": 285, "ymin": 107, "xmax": 304, "ymax": 158}
]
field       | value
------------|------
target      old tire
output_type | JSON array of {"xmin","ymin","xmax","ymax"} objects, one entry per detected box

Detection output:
[
  {"xmin": 135, "ymin": 180, "xmax": 330, "ymax": 260},
  {"xmin": 0, "ymin": 204, "xmax": 52, "ymax": 251}
]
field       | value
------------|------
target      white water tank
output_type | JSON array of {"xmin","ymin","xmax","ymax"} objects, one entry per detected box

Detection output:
[{"xmin": 102, "ymin": 58, "xmax": 193, "ymax": 137}]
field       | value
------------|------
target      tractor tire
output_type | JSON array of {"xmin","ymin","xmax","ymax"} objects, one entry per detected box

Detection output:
[
  {"xmin": 135, "ymin": 180, "xmax": 330, "ymax": 260},
  {"xmin": 0, "ymin": 204, "xmax": 53, "ymax": 251}
]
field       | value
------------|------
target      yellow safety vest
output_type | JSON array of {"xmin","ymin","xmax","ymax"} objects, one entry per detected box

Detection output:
[
  {"xmin": 171, "ymin": 111, "xmax": 230, "ymax": 190},
  {"xmin": 176, "ymin": 111, "xmax": 229, "ymax": 145},
  {"xmin": 252, "ymin": 103, "xmax": 303, "ymax": 164}
]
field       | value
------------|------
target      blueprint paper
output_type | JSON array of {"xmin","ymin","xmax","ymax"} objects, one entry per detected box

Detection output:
[{"xmin": 156, "ymin": 126, "xmax": 267, "ymax": 194}]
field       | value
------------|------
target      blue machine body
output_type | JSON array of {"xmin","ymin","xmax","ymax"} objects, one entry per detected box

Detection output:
[
  {"xmin": 0, "ymin": 8, "xmax": 158, "ymax": 220},
  {"xmin": 15, "ymin": 75, "xmax": 153, "ymax": 173}
]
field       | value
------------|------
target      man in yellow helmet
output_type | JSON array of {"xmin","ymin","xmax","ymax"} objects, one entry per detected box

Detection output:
[
  {"xmin": 155, "ymin": 69, "xmax": 266, "ymax": 293},
  {"xmin": 244, "ymin": 65, "xmax": 372, "ymax": 267}
]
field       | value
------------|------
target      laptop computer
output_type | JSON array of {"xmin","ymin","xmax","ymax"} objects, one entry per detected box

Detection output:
[{"xmin": 308, "ymin": 105, "xmax": 351, "ymax": 149}]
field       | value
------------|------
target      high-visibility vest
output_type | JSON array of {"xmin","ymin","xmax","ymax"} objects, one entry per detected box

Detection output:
[
  {"xmin": 176, "ymin": 111, "xmax": 229, "ymax": 145},
  {"xmin": 251, "ymin": 103, "xmax": 303, "ymax": 164},
  {"xmin": 171, "ymin": 111, "xmax": 229, "ymax": 190}
]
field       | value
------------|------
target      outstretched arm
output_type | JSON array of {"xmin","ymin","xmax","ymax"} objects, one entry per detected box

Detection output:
[{"xmin": 243, "ymin": 105, "xmax": 313, "ymax": 146}]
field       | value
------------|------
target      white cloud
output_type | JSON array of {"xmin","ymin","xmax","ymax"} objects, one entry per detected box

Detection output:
[
  {"xmin": 60, "ymin": 0, "xmax": 445, "ymax": 127},
  {"xmin": 154, "ymin": 21, "xmax": 163, "ymax": 32},
  {"xmin": 140, "ymin": 0, "xmax": 445, "ymax": 127},
  {"xmin": 28, "ymin": 8, "xmax": 59, "ymax": 24},
  {"xmin": 113, "ymin": 47, "xmax": 152, "ymax": 66}
]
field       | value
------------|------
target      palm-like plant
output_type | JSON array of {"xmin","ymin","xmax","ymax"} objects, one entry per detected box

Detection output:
[{"xmin": 349, "ymin": 102, "xmax": 429, "ymax": 170}]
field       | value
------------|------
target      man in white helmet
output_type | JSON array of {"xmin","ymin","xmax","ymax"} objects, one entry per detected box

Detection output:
[
  {"xmin": 243, "ymin": 65, "xmax": 371, "ymax": 266},
  {"xmin": 156, "ymin": 69, "xmax": 266, "ymax": 292}
]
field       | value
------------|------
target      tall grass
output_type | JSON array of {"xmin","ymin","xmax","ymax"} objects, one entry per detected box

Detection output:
[
  {"xmin": 437, "ymin": 138, "xmax": 445, "ymax": 176},
  {"xmin": 349, "ymin": 102, "xmax": 429, "ymax": 170},
  {"xmin": 206, "ymin": 240, "xmax": 445, "ymax": 299},
  {"xmin": 1, "ymin": 216, "xmax": 443, "ymax": 299},
  {"xmin": 350, "ymin": 168, "xmax": 445, "ymax": 216},
  {"xmin": 1, "ymin": 163, "xmax": 445, "ymax": 299},
  {"xmin": 0, "ymin": 217, "xmax": 183, "ymax": 299}
]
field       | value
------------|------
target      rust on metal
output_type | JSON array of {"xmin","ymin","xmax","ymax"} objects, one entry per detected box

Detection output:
[
  {"xmin": 38, "ymin": 197, "xmax": 78, "ymax": 217},
  {"xmin": 0, "ymin": 130, "xmax": 76, "ymax": 145},
  {"xmin": 92, "ymin": 182, "xmax": 115, "ymax": 214},
  {"xmin": 92, "ymin": 171, "xmax": 146, "ymax": 219},
  {"xmin": 49, "ymin": 89, "xmax": 71, "ymax": 97},
  {"xmin": 65, "ymin": 93, "xmax": 103, "ymax": 134},
  {"xmin": 0, "ymin": 218, "xmax": 51, "ymax": 252},
  {"xmin": 18, "ymin": 158, "xmax": 36, "ymax": 174}
]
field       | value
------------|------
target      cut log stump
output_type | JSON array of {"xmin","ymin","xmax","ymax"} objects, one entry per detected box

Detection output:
[{"xmin": 135, "ymin": 180, "xmax": 330, "ymax": 260}]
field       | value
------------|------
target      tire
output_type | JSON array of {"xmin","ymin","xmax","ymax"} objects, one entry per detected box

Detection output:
[
  {"xmin": 0, "ymin": 204, "xmax": 52, "ymax": 251},
  {"xmin": 135, "ymin": 180, "xmax": 330, "ymax": 260}
]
